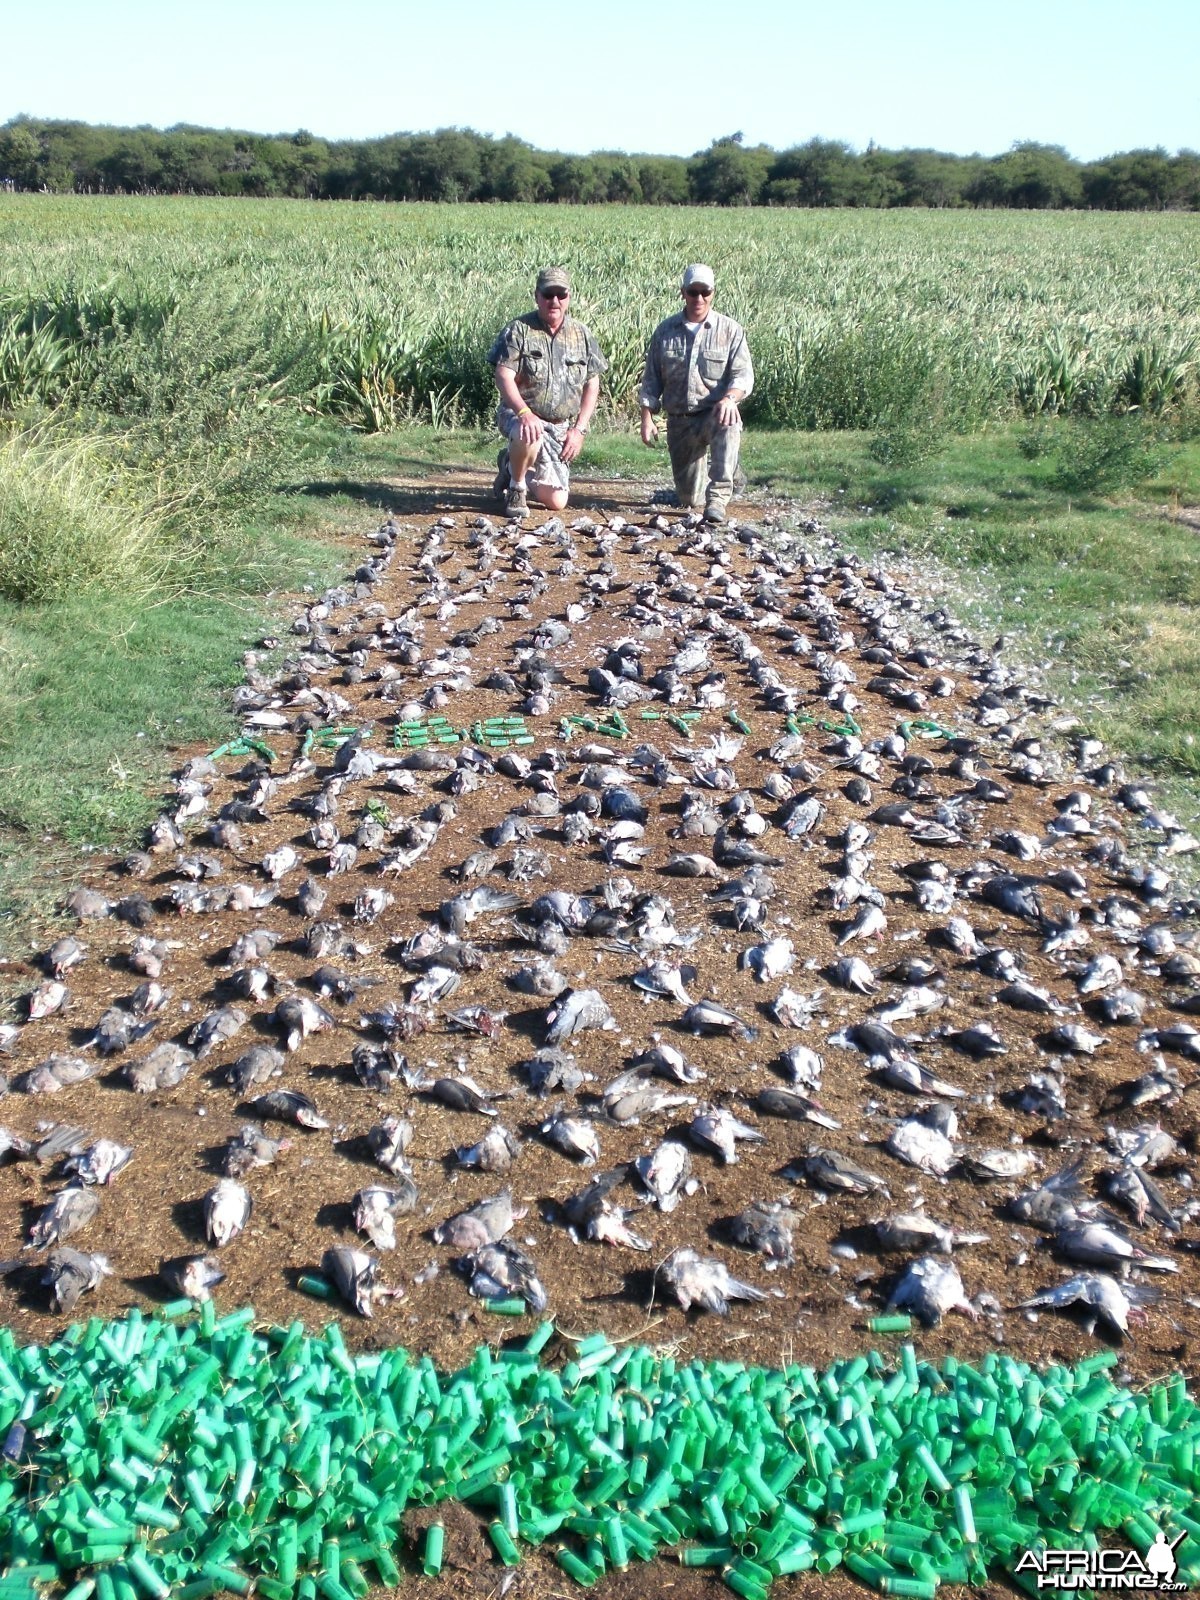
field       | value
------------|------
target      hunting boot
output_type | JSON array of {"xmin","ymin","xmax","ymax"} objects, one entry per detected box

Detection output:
[{"xmin": 492, "ymin": 447, "xmax": 510, "ymax": 507}]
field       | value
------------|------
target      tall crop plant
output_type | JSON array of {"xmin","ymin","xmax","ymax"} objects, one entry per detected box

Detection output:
[{"xmin": 2, "ymin": 198, "xmax": 1199, "ymax": 432}]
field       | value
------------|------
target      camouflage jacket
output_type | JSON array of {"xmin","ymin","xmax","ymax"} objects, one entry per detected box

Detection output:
[
  {"xmin": 488, "ymin": 313, "xmax": 607, "ymax": 423},
  {"xmin": 638, "ymin": 309, "xmax": 754, "ymax": 416}
]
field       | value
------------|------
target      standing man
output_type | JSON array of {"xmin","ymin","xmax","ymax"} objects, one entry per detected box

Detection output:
[
  {"xmin": 639, "ymin": 264, "xmax": 754, "ymax": 524},
  {"xmin": 488, "ymin": 267, "xmax": 607, "ymax": 520}
]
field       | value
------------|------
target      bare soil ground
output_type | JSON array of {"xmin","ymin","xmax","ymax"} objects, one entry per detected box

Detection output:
[{"xmin": 1, "ymin": 465, "xmax": 1197, "ymax": 1597}]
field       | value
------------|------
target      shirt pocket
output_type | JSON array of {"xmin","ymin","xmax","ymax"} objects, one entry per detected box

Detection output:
[
  {"xmin": 519, "ymin": 349, "xmax": 546, "ymax": 377},
  {"xmin": 698, "ymin": 346, "xmax": 730, "ymax": 380}
]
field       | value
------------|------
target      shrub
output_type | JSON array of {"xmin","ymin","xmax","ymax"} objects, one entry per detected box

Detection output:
[
  {"xmin": 0, "ymin": 432, "xmax": 165, "ymax": 604},
  {"xmin": 1048, "ymin": 415, "xmax": 1167, "ymax": 497}
]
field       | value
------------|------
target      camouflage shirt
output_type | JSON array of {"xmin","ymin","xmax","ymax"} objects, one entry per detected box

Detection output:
[
  {"xmin": 638, "ymin": 309, "xmax": 754, "ymax": 416},
  {"xmin": 488, "ymin": 312, "xmax": 607, "ymax": 423}
]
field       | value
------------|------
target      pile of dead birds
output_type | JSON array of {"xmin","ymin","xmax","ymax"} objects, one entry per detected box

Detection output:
[{"xmin": 1, "ymin": 501, "xmax": 1198, "ymax": 1360}]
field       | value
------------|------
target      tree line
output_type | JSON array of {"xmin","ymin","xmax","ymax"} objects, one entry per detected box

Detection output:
[{"xmin": 2, "ymin": 119, "xmax": 1198, "ymax": 210}]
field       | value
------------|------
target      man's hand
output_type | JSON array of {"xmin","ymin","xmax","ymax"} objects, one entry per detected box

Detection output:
[
  {"xmin": 561, "ymin": 425, "xmax": 585, "ymax": 464},
  {"xmin": 640, "ymin": 409, "xmax": 659, "ymax": 446},
  {"xmin": 516, "ymin": 410, "xmax": 544, "ymax": 446},
  {"xmin": 714, "ymin": 396, "xmax": 741, "ymax": 428}
]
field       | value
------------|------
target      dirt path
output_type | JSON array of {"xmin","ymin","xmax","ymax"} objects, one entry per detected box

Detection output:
[{"xmin": 1, "ymin": 468, "xmax": 1197, "ymax": 1596}]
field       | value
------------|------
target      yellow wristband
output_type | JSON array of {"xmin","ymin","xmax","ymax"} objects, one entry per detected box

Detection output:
[{"xmin": 515, "ymin": 406, "xmax": 531, "ymax": 418}]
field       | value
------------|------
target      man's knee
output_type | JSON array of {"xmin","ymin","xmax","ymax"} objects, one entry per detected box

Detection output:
[{"xmin": 532, "ymin": 485, "xmax": 568, "ymax": 510}]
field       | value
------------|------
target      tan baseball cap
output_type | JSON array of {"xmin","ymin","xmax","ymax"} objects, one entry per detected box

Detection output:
[
  {"xmin": 536, "ymin": 266, "xmax": 572, "ymax": 293},
  {"xmin": 681, "ymin": 263, "xmax": 715, "ymax": 291}
]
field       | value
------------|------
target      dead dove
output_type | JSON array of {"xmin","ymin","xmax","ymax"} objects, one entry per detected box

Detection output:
[
  {"xmin": 754, "ymin": 1086, "xmax": 840, "ymax": 1129},
  {"xmin": 43, "ymin": 1248, "xmax": 112, "ymax": 1313},
  {"xmin": 540, "ymin": 1111, "xmax": 601, "ymax": 1166},
  {"xmin": 798, "ymin": 1146, "xmax": 891, "ymax": 1196},
  {"xmin": 888, "ymin": 1255, "xmax": 977, "ymax": 1326},
  {"xmin": 886, "ymin": 1112, "xmax": 958, "ymax": 1176},
  {"xmin": 321, "ymin": 1246, "xmax": 403, "ymax": 1318},
  {"xmin": 658, "ymin": 1247, "xmax": 767, "ymax": 1315},
  {"xmin": 246, "ymin": 1089, "xmax": 328, "ymax": 1130},
  {"xmin": 633, "ymin": 1140, "xmax": 696, "ymax": 1213},
  {"xmin": 455, "ymin": 1125, "xmax": 521, "ymax": 1173},
  {"xmin": 874, "ymin": 1214, "xmax": 989, "ymax": 1253},
  {"xmin": 274, "ymin": 996, "xmax": 335, "ymax": 1053},
  {"xmin": 728, "ymin": 1201, "xmax": 800, "ymax": 1268},
  {"xmin": 160, "ymin": 1254, "xmax": 224, "ymax": 1302},
  {"xmin": 204, "ymin": 1179, "xmax": 253, "ymax": 1247},
  {"xmin": 563, "ymin": 1171, "xmax": 651, "ymax": 1251},
  {"xmin": 433, "ymin": 1192, "xmax": 521, "ymax": 1251},
  {"xmin": 688, "ymin": 1105, "xmax": 764, "ymax": 1164},
  {"xmin": 28, "ymin": 1186, "xmax": 100, "ymax": 1250},
  {"xmin": 1053, "ymin": 1221, "xmax": 1178, "ymax": 1274},
  {"xmin": 545, "ymin": 989, "xmax": 618, "ymax": 1045},
  {"xmin": 1014, "ymin": 1273, "xmax": 1154, "ymax": 1338},
  {"xmin": 63, "ymin": 1140, "xmax": 132, "ymax": 1187},
  {"xmin": 368, "ymin": 1116, "xmax": 414, "ymax": 1176},
  {"xmin": 223, "ymin": 1123, "xmax": 292, "ymax": 1178},
  {"xmin": 464, "ymin": 1239, "xmax": 547, "ymax": 1311},
  {"xmin": 353, "ymin": 1185, "xmax": 418, "ymax": 1250}
]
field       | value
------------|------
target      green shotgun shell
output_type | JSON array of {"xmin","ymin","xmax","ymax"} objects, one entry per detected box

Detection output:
[
  {"xmin": 523, "ymin": 1321, "xmax": 555, "ymax": 1355},
  {"xmin": 297, "ymin": 1274, "xmax": 335, "ymax": 1300},
  {"xmin": 869, "ymin": 1315, "xmax": 914, "ymax": 1334},
  {"xmin": 156, "ymin": 1299, "xmax": 196, "ymax": 1322},
  {"xmin": 681, "ymin": 1546, "xmax": 736, "ymax": 1568},
  {"xmin": 423, "ymin": 1524, "xmax": 444, "ymax": 1576},
  {"xmin": 124, "ymin": 1553, "xmax": 168, "ymax": 1600},
  {"xmin": 771, "ymin": 1539, "xmax": 816, "ymax": 1576},
  {"xmin": 338, "ymin": 1561, "xmax": 368, "ymax": 1599},
  {"xmin": 499, "ymin": 1482, "xmax": 519, "ymax": 1537},
  {"xmin": 372, "ymin": 1546, "xmax": 401, "ymax": 1585},
  {"xmin": 483, "ymin": 1298, "xmax": 527, "ymax": 1315},
  {"xmin": 723, "ymin": 1566, "xmax": 767, "ymax": 1600},
  {"xmin": 200, "ymin": 1565, "xmax": 251, "ymax": 1596},
  {"xmin": 953, "ymin": 1484, "xmax": 977, "ymax": 1543},
  {"xmin": 603, "ymin": 1514, "xmax": 628, "ymax": 1571},
  {"xmin": 489, "ymin": 1520, "xmax": 521, "ymax": 1566},
  {"xmin": 555, "ymin": 1548, "xmax": 595, "ymax": 1586}
]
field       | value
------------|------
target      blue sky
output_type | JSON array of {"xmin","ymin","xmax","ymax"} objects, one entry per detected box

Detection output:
[{"xmin": 2, "ymin": 0, "xmax": 1197, "ymax": 160}]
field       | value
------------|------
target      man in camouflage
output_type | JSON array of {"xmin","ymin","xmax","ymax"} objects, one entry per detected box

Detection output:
[
  {"xmin": 488, "ymin": 267, "xmax": 607, "ymax": 519},
  {"xmin": 639, "ymin": 263, "xmax": 754, "ymax": 524}
]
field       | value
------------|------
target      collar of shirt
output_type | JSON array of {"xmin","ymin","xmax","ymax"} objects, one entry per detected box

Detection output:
[
  {"xmin": 534, "ymin": 312, "xmax": 574, "ymax": 337},
  {"xmin": 669, "ymin": 308, "xmax": 711, "ymax": 330}
]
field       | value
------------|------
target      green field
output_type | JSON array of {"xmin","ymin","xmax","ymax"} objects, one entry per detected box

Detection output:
[
  {"xmin": 1, "ymin": 197, "xmax": 1199, "ymax": 936},
  {"xmin": 2, "ymin": 197, "xmax": 1199, "ymax": 430}
]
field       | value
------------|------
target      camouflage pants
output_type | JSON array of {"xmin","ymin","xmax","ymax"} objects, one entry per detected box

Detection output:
[
  {"xmin": 497, "ymin": 406, "xmax": 572, "ymax": 494},
  {"xmin": 666, "ymin": 409, "xmax": 742, "ymax": 510}
]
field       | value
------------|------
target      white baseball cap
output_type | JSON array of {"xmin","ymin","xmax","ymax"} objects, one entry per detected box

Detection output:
[{"xmin": 681, "ymin": 263, "xmax": 715, "ymax": 292}]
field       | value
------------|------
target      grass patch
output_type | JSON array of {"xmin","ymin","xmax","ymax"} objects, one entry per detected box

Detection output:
[
  {"xmin": 0, "ymin": 503, "xmax": 347, "ymax": 944},
  {"xmin": 0, "ymin": 431, "xmax": 167, "ymax": 604}
]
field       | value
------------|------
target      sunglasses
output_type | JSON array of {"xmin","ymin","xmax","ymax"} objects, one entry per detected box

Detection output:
[
  {"xmin": 540, "ymin": 287, "xmax": 569, "ymax": 300},
  {"xmin": 685, "ymin": 285, "xmax": 713, "ymax": 297}
]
